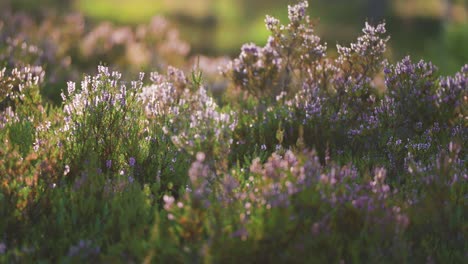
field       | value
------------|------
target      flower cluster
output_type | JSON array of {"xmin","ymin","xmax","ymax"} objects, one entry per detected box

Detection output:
[
  {"xmin": 0, "ymin": 65, "xmax": 44, "ymax": 110},
  {"xmin": 60, "ymin": 66, "xmax": 145, "ymax": 179},
  {"xmin": 171, "ymin": 86, "xmax": 237, "ymax": 159},
  {"xmin": 287, "ymin": 1, "xmax": 309, "ymax": 24},
  {"xmin": 161, "ymin": 148, "xmax": 414, "ymax": 262},
  {"xmin": 224, "ymin": 1, "xmax": 327, "ymax": 98},
  {"xmin": 139, "ymin": 69, "xmax": 237, "ymax": 161},
  {"xmin": 223, "ymin": 41, "xmax": 282, "ymax": 97},
  {"xmin": 436, "ymin": 64, "xmax": 467, "ymax": 121}
]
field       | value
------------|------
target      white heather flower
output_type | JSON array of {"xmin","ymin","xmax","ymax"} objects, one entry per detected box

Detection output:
[{"xmin": 265, "ymin": 15, "xmax": 280, "ymax": 31}]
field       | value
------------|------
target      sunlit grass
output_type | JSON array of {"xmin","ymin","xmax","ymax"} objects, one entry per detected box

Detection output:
[{"xmin": 77, "ymin": 0, "xmax": 164, "ymax": 23}]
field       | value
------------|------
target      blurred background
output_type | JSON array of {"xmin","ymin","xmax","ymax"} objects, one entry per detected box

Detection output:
[{"xmin": 1, "ymin": 0, "xmax": 467, "ymax": 74}]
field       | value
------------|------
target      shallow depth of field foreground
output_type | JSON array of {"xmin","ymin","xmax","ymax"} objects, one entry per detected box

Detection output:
[{"xmin": 0, "ymin": 1, "xmax": 467, "ymax": 263}]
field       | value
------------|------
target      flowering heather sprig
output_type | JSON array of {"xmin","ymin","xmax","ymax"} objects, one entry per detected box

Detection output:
[
  {"xmin": 0, "ymin": 106, "xmax": 16, "ymax": 129},
  {"xmin": 354, "ymin": 22, "xmax": 387, "ymax": 57},
  {"xmin": 61, "ymin": 66, "xmax": 144, "ymax": 177},
  {"xmin": 370, "ymin": 168, "xmax": 390, "ymax": 199},
  {"xmin": 334, "ymin": 22, "xmax": 389, "ymax": 95},
  {"xmin": 187, "ymin": 152, "xmax": 216, "ymax": 204},
  {"xmin": 287, "ymin": 1, "xmax": 309, "ymax": 24},
  {"xmin": 0, "ymin": 66, "xmax": 44, "ymax": 107},
  {"xmin": 170, "ymin": 86, "xmax": 237, "ymax": 158},
  {"xmin": 139, "ymin": 67, "xmax": 238, "ymax": 164},
  {"xmin": 406, "ymin": 141, "xmax": 466, "ymax": 186},
  {"xmin": 436, "ymin": 64, "xmax": 467, "ymax": 121},
  {"xmin": 139, "ymin": 81, "xmax": 178, "ymax": 118},
  {"xmin": 336, "ymin": 22, "xmax": 388, "ymax": 66},
  {"xmin": 265, "ymin": 15, "xmax": 280, "ymax": 32},
  {"xmin": 129, "ymin": 157, "xmax": 136, "ymax": 167},
  {"xmin": 383, "ymin": 56, "xmax": 443, "ymax": 133},
  {"xmin": 223, "ymin": 41, "xmax": 282, "ymax": 97},
  {"xmin": 224, "ymin": 0, "xmax": 326, "ymax": 98},
  {"xmin": 166, "ymin": 66, "xmax": 188, "ymax": 90},
  {"xmin": 287, "ymin": 82, "xmax": 323, "ymax": 124},
  {"xmin": 61, "ymin": 66, "xmax": 131, "ymax": 132}
]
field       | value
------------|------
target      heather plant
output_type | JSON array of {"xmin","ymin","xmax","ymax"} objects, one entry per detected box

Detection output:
[
  {"xmin": 151, "ymin": 149, "xmax": 417, "ymax": 263},
  {"xmin": 223, "ymin": 1, "xmax": 393, "ymax": 166},
  {"xmin": 170, "ymin": 86, "xmax": 237, "ymax": 164},
  {"xmin": 60, "ymin": 66, "xmax": 144, "ymax": 180},
  {"xmin": 437, "ymin": 64, "xmax": 467, "ymax": 123},
  {"xmin": 223, "ymin": 1, "xmax": 326, "ymax": 99},
  {"xmin": 383, "ymin": 56, "xmax": 440, "ymax": 135},
  {"xmin": 401, "ymin": 142, "xmax": 466, "ymax": 262},
  {"xmin": 0, "ymin": 64, "xmax": 64, "ymax": 257}
]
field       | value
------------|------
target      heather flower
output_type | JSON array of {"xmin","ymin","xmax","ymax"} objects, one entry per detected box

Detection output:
[
  {"xmin": 129, "ymin": 157, "xmax": 136, "ymax": 167},
  {"xmin": 67, "ymin": 240, "xmax": 100, "ymax": 259},
  {"xmin": 1, "ymin": 65, "xmax": 44, "ymax": 110},
  {"xmin": 0, "ymin": 242, "xmax": 6, "ymax": 254},
  {"xmin": 59, "ymin": 66, "xmax": 146, "ymax": 181},
  {"xmin": 288, "ymin": 1, "xmax": 309, "ymax": 24},
  {"xmin": 167, "ymin": 65, "xmax": 188, "ymax": 90},
  {"xmin": 381, "ymin": 56, "xmax": 442, "ymax": 140},
  {"xmin": 169, "ymin": 86, "xmax": 237, "ymax": 158},
  {"xmin": 187, "ymin": 153, "xmax": 216, "ymax": 205},
  {"xmin": 163, "ymin": 194, "xmax": 175, "ymax": 210},
  {"xmin": 224, "ymin": 42, "xmax": 282, "ymax": 97},
  {"xmin": 265, "ymin": 15, "xmax": 280, "ymax": 31},
  {"xmin": 224, "ymin": 1, "xmax": 326, "ymax": 97},
  {"xmin": 140, "ymin": 68, "xmax": 237, "ymax": 160},
  {"xmin": 370, "ymin": 168, "xmax": 390, "ymax": 199},
  {"xmin": 392, "ymin": 206, "xmax": 410, "ymax": 231},
  {"xmin": 139, "ymin": 82, "xmax": 178, "ymax": 118},
  {"xmin": 334, "ymin": 22, "xmax": 389, "ymax": 96},
  {"xmin": 63, "ymin": 165, "xmax": 70, "ymax": 176},
  {"xmin": 436, "ymin": 64, "xmax": 467, "ymax": 120}
]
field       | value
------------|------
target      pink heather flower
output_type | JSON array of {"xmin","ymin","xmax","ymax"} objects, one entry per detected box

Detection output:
[
  {"xmin": 196, "ymin": 152, "xmax": 206, "ymax": 162},
  {"xmin": 163, "ymin": 195, "xmax": 175, "ymax": 210},
  {"xmin": 288, "ymin": 1, "xmax": 309, "ymax": 24}
]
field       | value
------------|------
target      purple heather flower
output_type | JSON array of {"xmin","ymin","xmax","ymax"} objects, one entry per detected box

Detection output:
[
  {"xmin": 240, "ymin": 43, "xmax": 261, "ymax": 59},
  {"xmin": 0, "ymin": 242, "xmax": 6, "ymax": 254},
  {"xmin": 106, "ymin": 160, "xmax": 112, "ymax": 169},
  {"xmin": 129, "ymin": 157, "xmax": 136, "ymax": 167},
  {"xmin": 265, "ymin": 15, "xmax": 280, "ymax": 31},
  {"xmin": 288, "ymin": 1, "xmax": 308, "ymax": 24}
]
